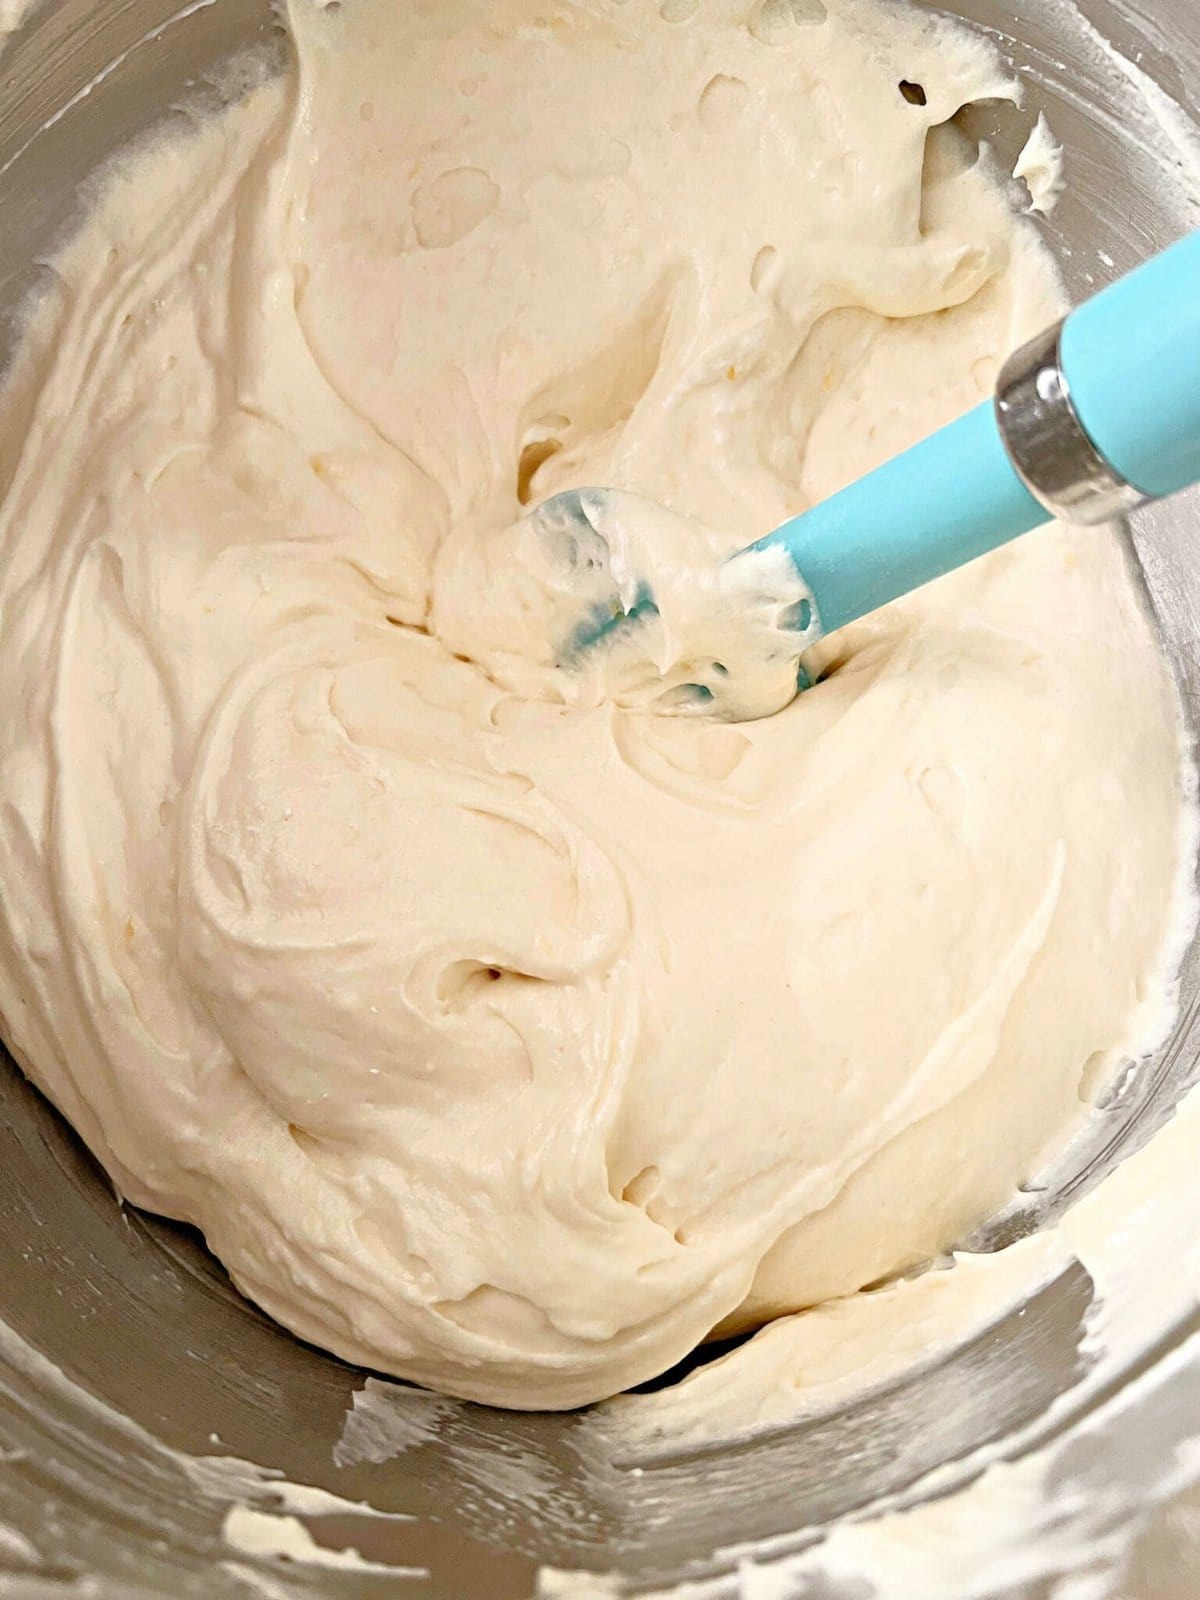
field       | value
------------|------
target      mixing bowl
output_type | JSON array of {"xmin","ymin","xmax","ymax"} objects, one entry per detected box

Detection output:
[{"xmin": 1, "ymin": 2, "xmax": 1198, "ymax": 1596}]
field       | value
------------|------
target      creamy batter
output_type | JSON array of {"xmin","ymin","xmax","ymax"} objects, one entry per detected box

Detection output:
[{"xmin": 0, "ymin": 0, "xmax": 1189, "ymax": 1409}]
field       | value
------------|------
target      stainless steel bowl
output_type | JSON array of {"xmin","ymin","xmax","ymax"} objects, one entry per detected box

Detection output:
[{"xmin": 1, "ymin": 3, "xmax": 1198, "ymax": 1596}]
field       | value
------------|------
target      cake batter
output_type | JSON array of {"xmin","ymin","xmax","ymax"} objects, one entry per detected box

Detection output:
[{"xmin": 0, "ymin": 0, "xmax": 1189, "ymax": 1408}]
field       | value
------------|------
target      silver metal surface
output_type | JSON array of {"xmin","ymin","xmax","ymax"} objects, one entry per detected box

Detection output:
[
  {"xmin": 0, "ymin": 2, "xmax": 1198, "ymax": 1598},
  {"xmin": 996, "ymin": 319, "xmax": 1150, "ymax": 525}
]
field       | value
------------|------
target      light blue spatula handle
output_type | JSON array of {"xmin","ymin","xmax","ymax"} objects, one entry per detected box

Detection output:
[
  {"xmin": 1063, "ymin": 232, "xmax": 1200, "ymax": 500},
  {"xmin": 757, "ymin": 230, "xmax": 1200, "ymax": 635}
]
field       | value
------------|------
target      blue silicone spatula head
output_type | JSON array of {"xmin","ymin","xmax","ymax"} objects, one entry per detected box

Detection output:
[{"xmin": 524, "ymin": 229, "xmax": 1200, "ymax": 721}]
